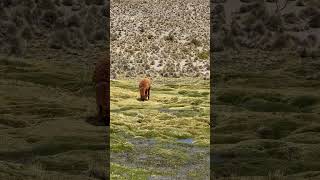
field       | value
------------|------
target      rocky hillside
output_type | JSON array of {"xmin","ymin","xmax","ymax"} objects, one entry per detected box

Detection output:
[
  {"xmin": 0, "ymin": 0, "xmax": 108, "ymax": 58},
  {"xmin": 111, "ymin": 0, "xmax": 210, "ymax": 79},
  {"xmin": 212, "ymin": 0, "xmax": 320, "ymax": 57}
]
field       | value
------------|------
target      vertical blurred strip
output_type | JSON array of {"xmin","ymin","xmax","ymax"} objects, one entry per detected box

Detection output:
[
  {"xmin": 211, "ymin": 0, "xmax": 320, "ymax": 179},
  {"xmin": 106, "ymin": 0, "xmax": 111, "ymax": 178},
  {"xmin": 210, "ymin": 0, "xmax": 215, "ymax": 178},
  {"xmin": 0, "ymin": 0, "xmax": 111, "ymax": 179}
]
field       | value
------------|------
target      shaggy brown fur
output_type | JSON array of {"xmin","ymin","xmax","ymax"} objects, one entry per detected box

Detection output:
[
  {"xmin": 139, "ymin": 78, "xmax": 151, "ymax": 101},
  {"xmin": 93, "ymin": 58, "xmax": 109, "ymax": 126}
]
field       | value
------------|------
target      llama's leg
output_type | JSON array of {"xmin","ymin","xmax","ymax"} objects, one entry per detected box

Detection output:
[
  {"xmin": 148, "ymin": 88, "xmax": 150, "ymax": 100},
  {"xmin": 145, "ymin": 88, "xmax": 149, "ymax": 100},
  {"xmin": 98, "ymin": 105, "xmax": 103, "ymax": 122},
  {"xmin": 105, "ymin": 114, "xmax": 110, "ymax": 126}
]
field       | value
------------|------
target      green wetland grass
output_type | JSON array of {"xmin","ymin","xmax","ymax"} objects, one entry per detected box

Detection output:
[
  {"xmin": 0, "ymin": 56, "xmax": 106, "ymax": 179},
  {"xmin": 110, "ymin": 77, "xmax": 210, "ymax": 179},
  {"xmin": 212, "ymin": 50, "xmax": 320, "ymax": 179}
]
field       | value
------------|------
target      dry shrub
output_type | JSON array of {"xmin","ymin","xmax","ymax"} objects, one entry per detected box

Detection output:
[
  {"xmin": 67, "ymin": 14, "xmax": 81, "ymax": 27},
  {"xmin": 48, "ymin": 29, "xmax": 71, "ymax": 49},
  {"xmin": 19, "ymin": 6, "xmax": 33, "ymax": 24},
  {"xmin": 54, "ymin": 17, "xmax": 66, "ymax": 29},
  {"xmin": 68, "ymin": 28, "xmax": 88, "ymax": 49},
  {"xmin": 92, "ymin": 29, "xmax": 107, "ymax": 41},
  {"xmin": 266, "ymin": 15, "xmax": 283, "ymax": 32},
  {"xmin": 253, "ymin": 21, "xmax": 266, "ymax": 35},
  {"xmin": 9, "ymin": 35, "xmax": 26, "ymax": 56},
  {"xmin": 2, "ymin": 0, "xmax": 20, "ymax": 7},
  {"xmin": 54, "ymin": 0, "xmax": 61, "ymax": 6},
  {"xmin": 31, "ymin": 7, "xmax": 43, "ymax": 25},
  {"xmin": 309, "ymin": 14, "xmax": 320, "ymax": 28},
  {"xmin": 38, "ymin": 0, "xmax": 56, "ymax": 10},
  {"xmin": 298, "ymin": 7, "xmax": 318, "ymax": 20},
  {"xmin": 21, "ymin": 25, "xmax": 33, "ymax": 40},
  {"xmin": 283, "ymin": 12, "xmax": 300, "ymax": 24},
  {"xmin": 85, "ymin": 0, "xmax": 105, "ymax": 6},
  {"xmin": 12, "ymin": 14, "xmax": 25, "ymax": 28},
  {"xmin": 1, "ymin": 21, "xmax": 18, "ymax": 37},
  {"xmin": 0, "ymin": 8, "xmax": 9, "ymax": 21},
  {"xmin": 22, "ymin": 0, "xmax": 36, "ymax": 8},
  {"xmin": 50, "ymin": 27, "xmax": 88, "ymax": 49},
  {"xmin": 100, "ymin": 6, "xmax": 108, "ymax": 17},
  {"xmin": 62, "ymin": 0, "xmax": 73, "ymax": 6},
  {"xmin": 307, "ymin": 34, "xmax": 318, "ymax": 47},
  {"xmin": 88, "ymin": 5, "xmax": 99, "ymax": 17},
  {"xmin": 271, "ymin": 33, "xmax": 293, "ymax": 50},
  {"xmin": 296, "ymin": 0, "xmax": 305, "ymax": 6},
  {"xmin": 42, "ymin": 10, "xmax": 58, "ymax": 27},
  {"xmin": 83, "ymin": 14, "xmax": 96, "ymax": 38}
]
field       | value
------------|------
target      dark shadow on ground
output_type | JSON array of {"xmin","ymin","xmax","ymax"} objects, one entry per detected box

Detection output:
[{"xmin": 86, "ymin": 116, "xmax": 109, "ymax": 126}]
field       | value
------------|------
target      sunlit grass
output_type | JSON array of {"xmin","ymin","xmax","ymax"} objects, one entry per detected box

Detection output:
[{"xmin": 110, "ymin": 78, "xmax": 210, "ymax": 178}]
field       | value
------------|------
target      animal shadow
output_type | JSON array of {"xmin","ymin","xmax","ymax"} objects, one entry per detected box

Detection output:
[
  {"xmin": 86, "ymin": 116, "xmax": 110, "ymax": 126},
  {"xmin": 136, "ymin": 98, "xmax": 149, "ymax": 102}
]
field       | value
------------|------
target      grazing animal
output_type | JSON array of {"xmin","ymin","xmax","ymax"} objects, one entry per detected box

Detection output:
[
  {"xmin": 92, "ymin": 58, "xmax": 109, "ymax": 126},
  {"xmin": 139, "ymin": 78, "xmax": 151, "ymax": 101}
]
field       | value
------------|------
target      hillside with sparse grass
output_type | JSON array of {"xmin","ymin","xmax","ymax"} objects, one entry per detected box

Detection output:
[
  {"xmin": 0, "ymin": 0, "xmax": 108, "ymax": 58},
  {"xmin": 212, "ymin": 0, "xmax": 320, "ymax": 57},
  {"xmin": 111, "ymin": 0, "xmax": 210, "ymax": 79}
]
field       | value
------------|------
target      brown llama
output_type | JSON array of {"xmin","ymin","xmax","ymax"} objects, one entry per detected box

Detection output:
[
  {"xmin": 92, "ymin": 58, "xmax": 109, "ymax": 126},
  {"xmin": 139, "ymin": 78, "xmax": 151, "ymax": 101}
]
